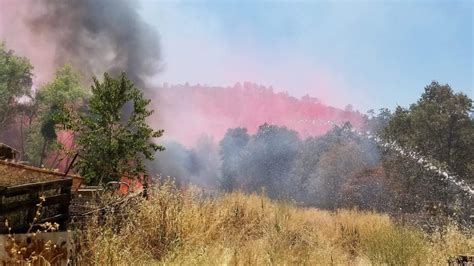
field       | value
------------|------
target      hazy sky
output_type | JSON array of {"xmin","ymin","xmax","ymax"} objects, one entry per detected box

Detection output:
[{"xmin": 139, "ymin": 0, "xmax": 472, "ymax": 111}]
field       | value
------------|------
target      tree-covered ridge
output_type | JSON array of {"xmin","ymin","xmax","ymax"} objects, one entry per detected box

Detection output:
[{"xmin": 156, "ymin": 82, "xmax": 366, "ymax": 146}]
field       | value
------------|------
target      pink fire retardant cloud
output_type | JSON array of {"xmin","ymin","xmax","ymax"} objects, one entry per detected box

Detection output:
[{"xmin": 152, "ymin": 83, "xmax": 364, "ymax": 147}]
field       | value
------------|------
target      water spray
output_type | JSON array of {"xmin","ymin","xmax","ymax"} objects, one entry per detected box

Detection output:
[
  {"xmin": 298, "ymin": 118, "xmax": 474, "ymax": 196},
  {"xmin": 351, "ymin": 126, "xmax": 474, "ymax": 196}
]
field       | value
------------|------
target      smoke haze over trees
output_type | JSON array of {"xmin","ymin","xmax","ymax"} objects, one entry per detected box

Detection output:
[
  {"xmin": 0, "ymin": 39, "xmax": 472, "ymax": 225},
  {"xmin": 0, "ymin": 0, "xmax": 472, "ymax": 228},
  {"xmin": 151, "ymin": 82, "xmax": 473, "ymax": 224},
  {"xmin": 218, "ymin": 123, "xmax": 386, "ymax": 210}
]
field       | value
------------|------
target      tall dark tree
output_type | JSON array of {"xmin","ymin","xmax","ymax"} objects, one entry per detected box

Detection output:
[
  {"xmin": 219, "ymin": 127, "xmax": 250, "ymax": 191},
  {"xmin": 241, "ymin": 124, "xmax": 300, "ymax": 198},
  {"xmin": 61, "ymin": 72, "xmax": 164, "ymax": 185}
]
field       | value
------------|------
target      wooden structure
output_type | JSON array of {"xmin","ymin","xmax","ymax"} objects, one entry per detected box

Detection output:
[
  {"xmin": 0, "ymin": 143, "xmax": 18, "ymax": 160},
  {"xmin": 0, "ymin": 160, "xmax": 81, "ymax": 234}
]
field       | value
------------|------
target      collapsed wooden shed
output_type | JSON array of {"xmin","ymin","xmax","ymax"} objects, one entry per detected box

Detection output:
[{"xmin": 0, "ymin": 160, "xmax": 82, "ymax": 234}]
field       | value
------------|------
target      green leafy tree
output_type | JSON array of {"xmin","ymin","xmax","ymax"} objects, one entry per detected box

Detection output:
[
  {"xmin": 384, "ymin": 81, "xmax": 473, "ymax": 181},
  {"xmin": 0, "ymin": 42, "xmax": 33, "ymax": 132},
  {"xmin": 24, "ymin": 65, "xmax": 87, "ymax": 166},
  {"xmin": 61, "ymin": 72, "xmax": 164, "ymax": 185},
  {"xmin": 382, "ymin": 81, "xmax": 473, "ymax": 220}
]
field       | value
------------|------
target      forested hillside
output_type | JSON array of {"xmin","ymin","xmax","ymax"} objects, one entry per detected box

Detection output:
[{"xmin": 154, "ymin": 83, "xmax": 365, "ymax": 146}]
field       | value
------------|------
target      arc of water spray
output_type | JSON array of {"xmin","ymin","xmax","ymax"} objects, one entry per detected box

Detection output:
[
  {"xmin": 298, "ymin": 119, "xmax": 474, "ymax": 196},
  {"xmin": 356, "ymin": 126, "xmax": 474, "ymax": 196}
]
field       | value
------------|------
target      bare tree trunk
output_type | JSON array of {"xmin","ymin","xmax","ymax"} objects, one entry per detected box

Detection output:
[
  {"xmin": 39, "ymin": 139, "xmax": 48, "ymax": 167},
  {"xmin": 19, "ymin": 112, "xmax": 25, "ymax": 160}
]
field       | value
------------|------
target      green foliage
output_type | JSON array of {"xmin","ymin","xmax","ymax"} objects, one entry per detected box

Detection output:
[
  {"xmin": 61, "ymin": 72, "xmax": 164, "ymax": 185},
  {"xmin": 36, "ymin": 65, "xmax": 86, "ymax": 107},
  {"xmin": 24, "ymin": 65, "xmax": 87, "ymax": 166},
  {"xmin": 380, "ymin": 81, "xmax": 473, "ymax": 222},
  {"xmin": 0, "ymin": 42, "xmax": 33, "ymax": 131},
  {"xmin": 384, "ymin": 81, "xmax": 473, "ymax": 180}
]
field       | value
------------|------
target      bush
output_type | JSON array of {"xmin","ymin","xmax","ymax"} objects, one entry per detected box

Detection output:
[{"xmin": 361, "ymin": 226, "xmax": 425, "ymax": 265}]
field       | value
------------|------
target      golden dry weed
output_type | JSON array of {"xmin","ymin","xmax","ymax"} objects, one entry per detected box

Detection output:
[{"xmin": 72, "ymin": 180, "xmax": 473, "ymax": 265}]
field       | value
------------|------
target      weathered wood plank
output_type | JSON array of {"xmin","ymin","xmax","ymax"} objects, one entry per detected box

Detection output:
[
  {"xmin": 3, "ymin": 178, "xmax": 72, "ymax": 197},
  {"xmin": 0, "ymin": 193, "xmax": 71, "ymax": 214}
]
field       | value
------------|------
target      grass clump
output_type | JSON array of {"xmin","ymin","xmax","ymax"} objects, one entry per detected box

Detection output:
[
  {"xmin": 74, "ymin": 180, "xmax": 474, "ymax": 265},
  {"xmin": 361, "ymin": 226, "xmax": 425, "ymax": 265}
]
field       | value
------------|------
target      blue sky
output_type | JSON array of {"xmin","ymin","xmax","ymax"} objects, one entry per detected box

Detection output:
[{"xmin": 139, "ymin": 0, "xmax": 473, "ymax": 112}]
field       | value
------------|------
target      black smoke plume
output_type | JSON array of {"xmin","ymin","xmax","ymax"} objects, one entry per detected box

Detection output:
[{"xmin": 29, "ymin": 0, "xmax": 161, "ymax": 91}]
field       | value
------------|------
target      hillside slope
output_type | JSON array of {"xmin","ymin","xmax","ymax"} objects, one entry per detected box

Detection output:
[{"xmin": 152, "ymin": 83, "xmax": 365, "ymax": 146}]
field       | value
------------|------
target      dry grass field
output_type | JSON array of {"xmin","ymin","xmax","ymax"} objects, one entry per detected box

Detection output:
[{"xmin": 73, "ymin": 181, "xmax": 473, "ymax": 265}]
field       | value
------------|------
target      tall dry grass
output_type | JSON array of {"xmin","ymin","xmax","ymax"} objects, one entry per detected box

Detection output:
[{"xmin": 75, "ymin": 180, "xmax": 473, "ymax": 265}]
